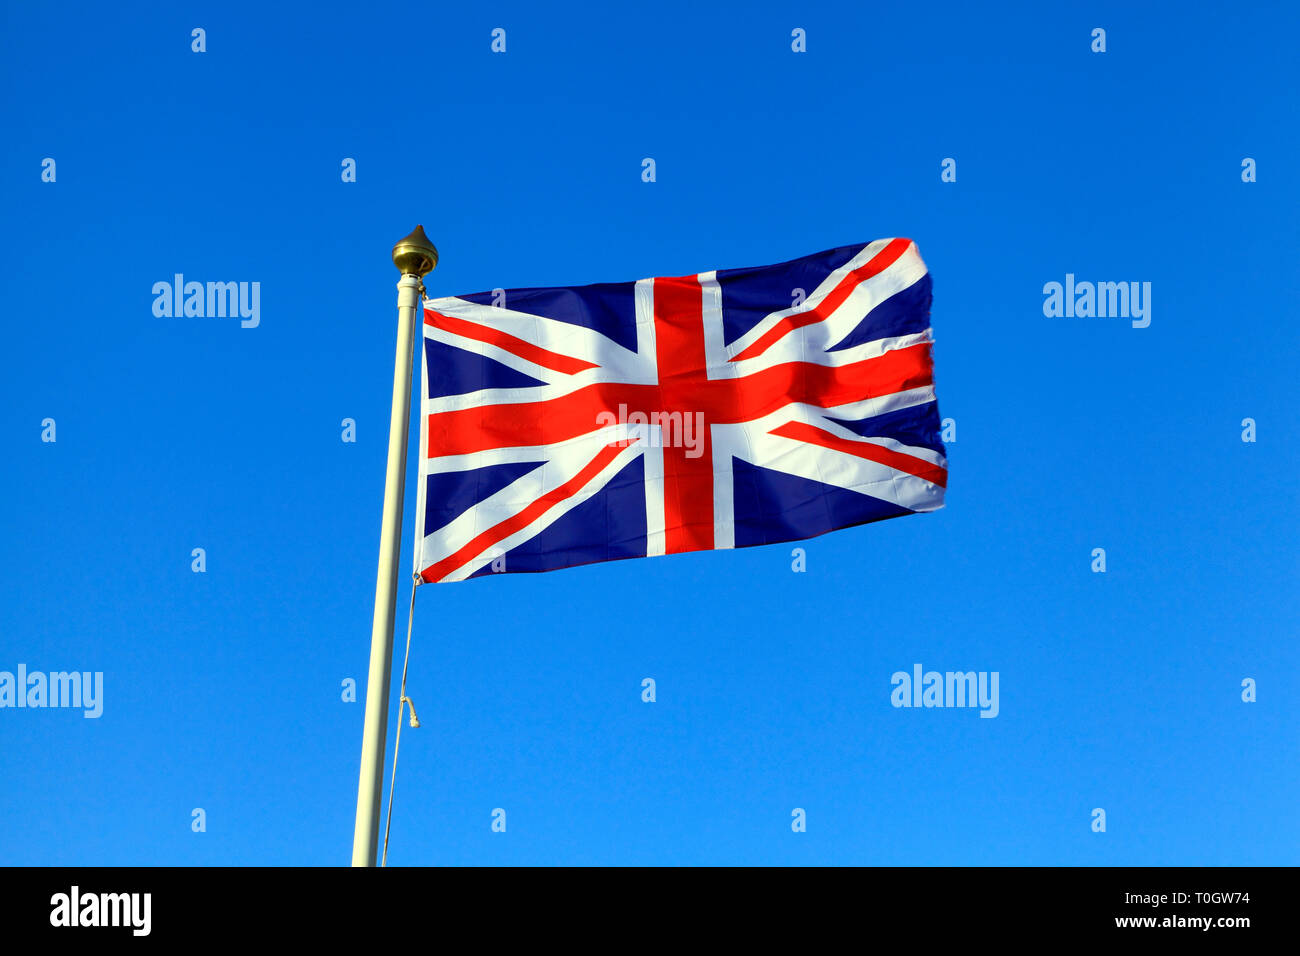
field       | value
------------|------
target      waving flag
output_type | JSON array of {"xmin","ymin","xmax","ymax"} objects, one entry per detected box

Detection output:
[{"xmin": 414, "ymin": 239, "xmax": 946, "ymax": 583}]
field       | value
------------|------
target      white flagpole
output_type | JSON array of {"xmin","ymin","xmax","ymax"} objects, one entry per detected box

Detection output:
[{"xmin": 351, "ymin": 225, "xmax": 438, "ymax": 867}]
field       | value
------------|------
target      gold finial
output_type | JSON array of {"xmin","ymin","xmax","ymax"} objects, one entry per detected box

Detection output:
[{"xmin": 391, "ymin": 224, "xmax": 439, "ymax": 276}]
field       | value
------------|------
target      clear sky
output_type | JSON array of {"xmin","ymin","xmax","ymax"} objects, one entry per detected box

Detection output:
[{"xmin": 1, "ymin": 0, "xmax": 1296, "ymax": 866}]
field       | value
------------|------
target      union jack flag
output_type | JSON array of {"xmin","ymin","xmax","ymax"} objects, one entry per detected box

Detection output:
[{"xmin": 414, "ymin": 239, "xmax": 947, "ymax": 583}]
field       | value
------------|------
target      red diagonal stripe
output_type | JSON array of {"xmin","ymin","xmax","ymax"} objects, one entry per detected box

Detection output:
[
  {"xmin": 426, "ymin": 309, "xmax": 599, "ymax": 375},
  {"xmin": 419, "ymin": 441, "xmax": 629, "ymax": 583},
  {"xmin": 769, "ymin": 420, "xmax": 947, "ymax": 488},
  {"xmin": 730, "ymin": 238, "xmax": 913, "ymax": 363}
]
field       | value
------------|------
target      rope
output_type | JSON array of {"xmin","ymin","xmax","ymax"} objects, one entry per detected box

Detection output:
[{"xmin": 381, "ymin": 573, "xmax": 422, "ymax": 867}]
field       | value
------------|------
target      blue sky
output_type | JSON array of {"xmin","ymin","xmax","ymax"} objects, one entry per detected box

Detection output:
[{"xmin": 1, "ymin": 0, "xmax": 1296, "ymax": 865}]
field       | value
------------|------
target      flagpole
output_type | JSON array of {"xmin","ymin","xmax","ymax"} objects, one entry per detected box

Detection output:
[{"xmin": 351, "ymin": 225, "xmax": 438, "ymax": 867}]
